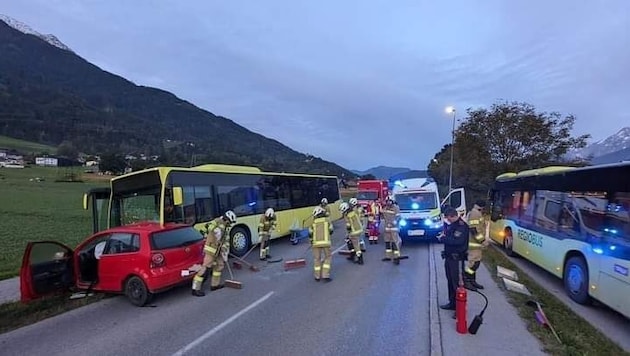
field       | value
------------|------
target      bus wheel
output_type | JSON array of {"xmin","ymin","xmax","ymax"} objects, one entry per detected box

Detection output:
[
  {"xmin": 563, "ymin": 256, "xmax": 592, "ymax": 305},
  {"xmin": 503, "ymin": 228, "xmax": 515, "ymax": 256},
  {"xmin": 230, "ymin": 226, "xmax": 251, "ymax": 257}
]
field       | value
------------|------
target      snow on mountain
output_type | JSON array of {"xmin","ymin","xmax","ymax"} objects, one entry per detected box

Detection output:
[
  {"xmin": 0, "ymin": 14, "xmax": 73, "ymax": 52},
  {"xmin": 568, "ymin": 126, "xmax": 630, "ymax": 160}
]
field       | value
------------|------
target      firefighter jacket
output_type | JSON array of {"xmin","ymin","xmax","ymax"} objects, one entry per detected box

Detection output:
[
  {"xmin": 382, "ymin": 204, "xmax": 400, "ymax": 231},
  {"xmin": 367, "ymin": 202, "xmax": 380, "ymax": 222},
  {"xmin": 309, "ymin": 217, "xmax": 332, "ymax": 248},
  {"xmin": 202, "ymin": 217, "xmax": 230, "ymax": 257},
  {"xmin": 345, "ymin": 209, "xmax": 364, "ymax": 237},
  {"xmin": 466, "ymin": 206, "xmax": 486, "ymax": 250},
  {"xmin": 258, "ymin": 215, "xmax": 277, "ymax": 233},
  {"xmin": 320, "ymin": 204, "xmax": 331, "ymax": 217}
]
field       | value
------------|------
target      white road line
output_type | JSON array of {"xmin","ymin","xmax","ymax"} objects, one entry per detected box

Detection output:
[
  {"xmin": 172, "ymin": 291, "xmax": 275, "ymax": 356},
  {"xmin": 331, "ymin": 243, "xmax": 347, "ymax": 255}
]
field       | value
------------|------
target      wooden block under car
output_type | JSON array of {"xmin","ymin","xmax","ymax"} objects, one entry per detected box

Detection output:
[{"xmin": 283, "ymin": 259, "xmax": 306, "ymax": 270}]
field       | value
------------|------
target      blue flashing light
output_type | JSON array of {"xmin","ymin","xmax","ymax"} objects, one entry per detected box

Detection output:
[
  {"xmin": 248, "ymin": 201, "xmax": 257, "ymax": 206},
  {"xmin": 604, "ymin": 228, "xmax": 618, "ymax": 234},
  {"xmin": 424, "ymin": 218, "xmax": 432, "ymax": 226},
  {"xmin": 412, "ymin": 203, "xmax": 420, "ymax": 210},
  {"xmin": 399, "ymin": 219, "xmax": 407, "ymax": 227},
  {"xmin": 593, "ymin": 247, "xmax": 604, "ymax": 255},
  {"xmin": 610, "ymin": 245, "xmax": 617, "ymax": 251}
]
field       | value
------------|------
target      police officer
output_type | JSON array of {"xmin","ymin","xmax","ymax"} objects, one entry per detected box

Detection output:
[
  {"xmin": 439, "ymin": 207, "xmax": 469, "ymax": 310},
  {"xmin": 464, "ymin": 201, "xmax": 488, "ymax": 290}
]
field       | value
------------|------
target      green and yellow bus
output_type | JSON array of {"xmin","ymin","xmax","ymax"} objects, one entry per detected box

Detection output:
[
  {"xmin": 488, "ymin": 162, "xmax": 630, "ymax": 318},
  {"xmin": 83, "ymin": 164, "xmax": 343, "ymax": 256}
]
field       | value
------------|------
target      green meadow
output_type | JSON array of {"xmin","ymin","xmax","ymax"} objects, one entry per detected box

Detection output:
[{"xmin": 0, "ymin": 166, "xmax": 107, "ymax": 279}]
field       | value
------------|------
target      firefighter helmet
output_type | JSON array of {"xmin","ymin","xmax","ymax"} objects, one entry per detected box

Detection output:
[
  {"xmin": 223, "ymin": 210, "xmax": 237, "ymax": 224},
  {"xmin": 339, "ymin": 202, "xmax": 350, "ymax": 213},
  {"xmin": 265, "ymin": 208, "xmax": 275, "ymax": 218},
  {"xmin": 313, "ymin": 206, "xmax": 325, "ymax": 217},
  {"xmin": 349, "ymin": 198, "xmax": 358, "ymax": 206}
]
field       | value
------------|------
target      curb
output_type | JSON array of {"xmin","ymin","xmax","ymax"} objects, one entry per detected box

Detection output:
[{"xmin": 428, "ymin": 243, "xmax": 443, "ymax": 356}]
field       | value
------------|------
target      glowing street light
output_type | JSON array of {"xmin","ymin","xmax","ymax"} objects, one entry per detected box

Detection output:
[{"xmin": 445, "ymin": 106, "xmax": 457, "ymax": 194}]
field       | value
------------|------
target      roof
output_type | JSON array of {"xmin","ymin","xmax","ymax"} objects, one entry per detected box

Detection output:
[{"xmin": 106, "ymin": 221, "xmax": 190, "ymax": 234}]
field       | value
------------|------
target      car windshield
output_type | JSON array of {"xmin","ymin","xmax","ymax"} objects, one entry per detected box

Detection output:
[
  {"xmin": 150, "ymin": 227, "xmax": 203, "ymax": 250},
  {"xmin": 356, "ymin": 191, "xmax": 378, "ymax": 201},
  {"xmin": 395, "ymin": 192, "xmax": 437, "ymax": 210}
]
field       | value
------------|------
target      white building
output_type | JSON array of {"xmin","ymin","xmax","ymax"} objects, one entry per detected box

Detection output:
[{"xmin": 35, "ymin": 157, "xmax": 59, "ymax": 167}]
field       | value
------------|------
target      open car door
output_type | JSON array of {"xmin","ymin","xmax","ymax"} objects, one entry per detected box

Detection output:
[
  {"xmin": 441, "ymin": 188, "xmax": 467, "ymax": 218},
  {"xmin": 83, "ymin": 187, "xmax": 111, "ymax": 234},
  {"xmin": 20, "ymin": 241, "xmax": 75, "ymax": 302}
]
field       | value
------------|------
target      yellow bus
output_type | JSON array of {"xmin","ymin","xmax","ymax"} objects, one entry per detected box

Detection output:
[
  {"xmin": 83, "ymin": 164, "xmax": 343, "ymax": 256},
  {"xmin": 488, "ymin": 162, "xmax": 630, "ymax": 318}
]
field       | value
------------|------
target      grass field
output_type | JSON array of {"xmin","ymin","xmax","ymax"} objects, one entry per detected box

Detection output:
[
  {"xmin": 483, "ymin": 244, "xmax": 629, "ymax": 356},
  {"xmin": 0, "ymin": 135, "xmax": 57, "ymax": 154},
  {"xmin": 0, "ymin": 166, "xmax": 107, "ymax": 279}
]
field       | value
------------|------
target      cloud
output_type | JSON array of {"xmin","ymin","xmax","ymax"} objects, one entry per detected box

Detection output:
[{"xmin": 3, "ymin": 0, "xmax": 629, "ymax": 170}]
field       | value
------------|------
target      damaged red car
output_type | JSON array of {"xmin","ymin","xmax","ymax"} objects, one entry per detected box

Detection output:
[{"xmin": 20, "ymin": 222, "xmax": 204, "ymax": 306}]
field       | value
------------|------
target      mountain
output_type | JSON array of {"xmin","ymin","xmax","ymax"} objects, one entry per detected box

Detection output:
[
  {"xmin": 352, "ymin": 166, "xmax": 412, "ymax": 180},
  {"xmin": 0, "ymin": 14, "xmax": 72, "ymax": 52},
  {"xmin": 568, "ymin": 127, "xmax": 630, "ymax": 161},
  {"xmin": 0, "ymin": 16, "xmax": 353, "ymax": 177},
  {"xmin": 591, "ymin": 147, "xmax": 630, "ymax": 165}
]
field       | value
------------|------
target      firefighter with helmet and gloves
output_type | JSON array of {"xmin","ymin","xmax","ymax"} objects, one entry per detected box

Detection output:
[
  {"xmin": 438, "ymin": 207, "xmax": 469, "ymax": 311},
  {"xmin": 319, "ymin": 198, "xmax": 334, "ymax": 233},
  {"xmin": 192, "ymin": 210, "xmax": 237, "ymax": 297},
  {"xmin": 340, "ymin": 201, "xmax": 365, "ymax": 264},
  {"xmin": 309, "ymin": 206, "xmax": 333, "ymax": 282},
  {"xmin": 381, "ymin": 195, "xmax": 403, "ymax": 264},
  {"xmin": 348, "ymin": 197, "xmax": 367, "ymax": 252},
  {"xmin": 463, "ymin": 200, "xmax": 489, "ymax": 290},
  {"xmin": 258, "ymin": 208, "xmax": 277, "ymax": 261}
]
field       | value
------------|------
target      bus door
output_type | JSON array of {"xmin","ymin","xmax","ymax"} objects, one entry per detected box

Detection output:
[
  {"xmin": 83, "ymin": 188, "xmax": 111, "ymax": 234},
  {"xmin": 441, "ymin": 188, "xmax": 467, "ymax": 218}
]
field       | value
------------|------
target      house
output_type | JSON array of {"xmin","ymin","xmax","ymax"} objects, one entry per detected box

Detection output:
[{"xmin": 36, "ymin": 157, "xmax": 59, "ymax": 167}]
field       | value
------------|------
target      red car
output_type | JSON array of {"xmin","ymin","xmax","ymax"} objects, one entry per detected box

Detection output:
[{"xmin": 20, "ymin": 222, "xmax": 205, "ymax": 306}]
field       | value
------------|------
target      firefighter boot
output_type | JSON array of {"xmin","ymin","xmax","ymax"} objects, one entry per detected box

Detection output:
[
  {"xmin": 393, "ymin": 257, "xmax": 400, "ymax": 265},
  {"xmin": 472, "ymin": 274, "xmax": 484, "ymax": 290},
  {"xmin": 192, "ymin": 290, "xmax": 206, "ymax": 297},
  {"xmin": 357, "ymin": 253, "xmax": 364, "ymax": 265},
  {"xmin": 463, "ymin": 274, "xmax": 478, "ymax": 291}
]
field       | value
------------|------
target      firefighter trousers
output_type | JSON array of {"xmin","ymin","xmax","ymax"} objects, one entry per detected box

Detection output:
[
  {"xmin": 259, "ymin": 231, "xmax": 271, "ymax": 259},
  {"xmin": 384, "ymin": 230, "xmax": 401, "ymax": 259},
  {"xmin": 192, "ymin": 252, "xmax": 225, "ymax": 290},
  {"xmin": 312, "ymin": 246, "xmax": 332, "ymax": 279},
  {"xmin": 348, "ymin": 234, "xmax": 362, "ymax": 258}
]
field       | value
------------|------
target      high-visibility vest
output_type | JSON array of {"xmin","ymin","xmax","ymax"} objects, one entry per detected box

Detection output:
[
  {"xmin": 203, "ymin": 218, "xmax": 229, "ymax": 255},
  {"xmin": 346, "ymin": 210, "xmax": 363, "ymax": 236},
  {"xmin": 310, "ymin": 217, "xmax": 332, "ymax": 248}
]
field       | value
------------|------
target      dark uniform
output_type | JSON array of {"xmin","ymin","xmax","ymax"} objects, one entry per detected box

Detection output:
[{"xmin": 440, "ymin": 213, "xmax": 469, "ymax": 310}]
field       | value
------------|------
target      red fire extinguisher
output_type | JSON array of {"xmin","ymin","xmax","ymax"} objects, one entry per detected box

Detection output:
[{"xmin": 456, "ymin": 260, "xmax": 467, "ymax": 334}]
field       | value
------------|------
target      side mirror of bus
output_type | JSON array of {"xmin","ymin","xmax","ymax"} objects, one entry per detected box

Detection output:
[{"xmin": 172, "ymin": 187, "xmax": 184, "ymax": 206}]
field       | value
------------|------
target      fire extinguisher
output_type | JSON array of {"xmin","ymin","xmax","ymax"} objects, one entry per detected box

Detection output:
[{"xmin": 455, "ymin": 284, "xmax": 468, "ymax": 334}]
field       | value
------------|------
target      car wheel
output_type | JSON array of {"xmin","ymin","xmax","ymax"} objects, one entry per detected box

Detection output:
[
  {"xmin": 563, "ymin": 256, "xmax": 591, "ymax": 305},
  {"xmin": 124, "ymin": 276, "xmax": 152, "ymax": 307},
  {"xmin": 503, "ymin": 228, "xmax": 515, "ymax": 256},
  {"xmin": 230, "ymin": 226, "xmax": 251, "ymax": 257}
]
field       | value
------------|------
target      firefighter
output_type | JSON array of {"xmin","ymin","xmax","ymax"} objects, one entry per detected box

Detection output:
[
  {"xmin": 463, "ymin": 201, "xmax": 489, "ymax": 290},
  {"xmin": 367, "ymin": 199, "xmax": 381, "ymax": 244},
  {"xmin": 381, "ymin": 196, "xmax": 403, "ymax": 264},
  {"xmin": 320, "ymin": 198, "xmax": 334, "ymax": 233},
  {"xmin": 348, "ymin": 198, "xmax": 367, "ymax": 252},
  {"xmin": 439, "ymin": 207, "xmax": 469, "ymax": 310},
  {"xmin": 309, "ymin": 206, "xmax": 333, "ymax": 282},
  {"xmin": 258, "ymin": 208, "xmax": 277, "ymax": 261},
  {"xmin": 340, "ymin": 201, "xmax": 364, "ymax": 264},
  {"xmin": 192, "ymin": 210, "xmax": 237, "ymax": 297}
]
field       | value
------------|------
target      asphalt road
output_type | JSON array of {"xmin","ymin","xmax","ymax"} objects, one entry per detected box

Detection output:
[{"xmin": 0, "ymin": 221, "xmax": 433, "ymax": 356}]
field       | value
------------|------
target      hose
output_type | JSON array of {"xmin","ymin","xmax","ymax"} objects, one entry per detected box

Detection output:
[{"xmin": 472, "ymin": 288, "xmax": 489, "ymax": 316}]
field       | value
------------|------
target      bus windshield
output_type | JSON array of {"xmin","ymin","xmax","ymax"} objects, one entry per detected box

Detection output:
[{"xmin": 111, "ymin": 170, "xmax": 163, "ymax": 227}]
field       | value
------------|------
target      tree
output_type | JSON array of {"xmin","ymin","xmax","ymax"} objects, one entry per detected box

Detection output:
[
  {"xmin": 57, "ymin": 140, "xmax": 78, "ymax": 159},
  {"xmin": 428, "ymin": 101, "xmax": 590, "ymax": 207},
  {"xmin": 99, "ymin": 153, "xmax": 127, "ymax": 174}
]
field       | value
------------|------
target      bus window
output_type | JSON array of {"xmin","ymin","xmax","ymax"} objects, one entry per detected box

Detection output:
[
  {"xmin": 194, "ymin": 186, "xmax": 214, "ymax": 222},
  {"xmin": 540, "ymin": 198, "xmax": 561, "ymax": 232},
  {"xmin": 521, "ymin": 191, "xmax": 537, "ymax": 226}
]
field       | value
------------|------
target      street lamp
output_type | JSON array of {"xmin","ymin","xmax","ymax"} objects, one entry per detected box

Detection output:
[{"xmin": 445, "ymin": 106, "xmax": 456, "ymax": 195}]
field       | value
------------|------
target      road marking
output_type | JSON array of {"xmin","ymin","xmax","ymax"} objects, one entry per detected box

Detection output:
[
  {"xmin": 172, "ymin": 291, "xmax": 275, "ymax": 356},
  {"xmin": 331, "ymin": 243, "xmax": 347, "ymax": 255}
]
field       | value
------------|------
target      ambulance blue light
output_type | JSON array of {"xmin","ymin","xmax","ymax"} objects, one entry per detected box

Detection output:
[
  {"xmin": 412, "ymin": 203, "xmax": 419, "ymax": 210},
  {"xmin": 593, "ymin": 248, "xmax": 604, "ymax": 255},
  {"xmin": 399, "ymin": 219, "xmax": 407, "ymax": 227}
]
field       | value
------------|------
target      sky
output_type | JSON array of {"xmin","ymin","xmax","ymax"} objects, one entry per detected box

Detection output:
[{"xmin": 2, "ymin": 0, "xmax": 629, "ymax": 171}]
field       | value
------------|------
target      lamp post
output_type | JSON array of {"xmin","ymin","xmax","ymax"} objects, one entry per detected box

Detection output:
[{"xmin": 445, "ymin": 106, "xmax": 456, "ymax": 195}]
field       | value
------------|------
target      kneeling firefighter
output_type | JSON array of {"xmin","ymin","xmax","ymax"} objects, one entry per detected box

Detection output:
[
  {"xmin": 258, "ymin": 208, "xmax": 277, "ymax": 260},
  {"xmin": 192, "ymin": 210, "xmax": 237, "ymax": 297},
  {"xmin": 463, "ymin": 201, "xmax": 489, "ymax": 291},
  {"xmin": 309, "ymin": 206, "xmax": 333, "ymax": 282},
  {"xmin": 340, "ymin": 201, "xmax": 365, "ymax": 264}
]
